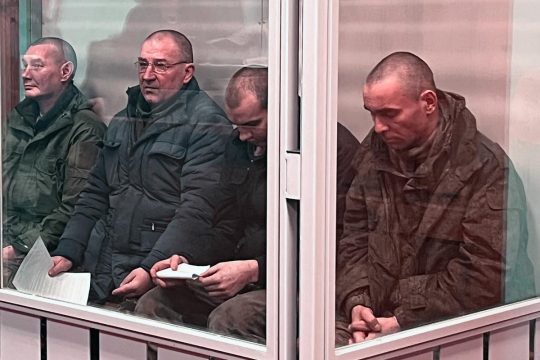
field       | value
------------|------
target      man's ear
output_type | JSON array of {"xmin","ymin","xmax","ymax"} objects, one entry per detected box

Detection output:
[
  {"xmin": 182, "ymin": 63, "xmax": 195, "ymax": 84},
  {"xmin": 60, "ymin": 61, "xmax": 75, "ymax": 82},
  {"xmin": 420, "ymin": 89, "xmax": 437, "ymax": 115}
]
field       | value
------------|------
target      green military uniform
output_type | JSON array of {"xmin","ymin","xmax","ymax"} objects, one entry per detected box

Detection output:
[{"xmin": 2, "ymin": 83, "xmax": 106, "ymax": 283}]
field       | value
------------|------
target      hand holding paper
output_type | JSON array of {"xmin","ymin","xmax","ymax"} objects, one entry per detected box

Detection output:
[
  {"xmin": 156, "ymin": 263, "xmax": 210, "ymax": 280},
  {"xmin": 12, "ymin": 238, "xmax": 90, "ymax": 305}
]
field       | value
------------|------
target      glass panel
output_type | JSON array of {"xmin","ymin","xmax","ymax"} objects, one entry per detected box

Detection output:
[
  {"xmin": 2, "ymin": 0, "xmax": 270, "ymax": 346},
  {"xmin": 335, "ymin": 0, "xmax": 539, "ymax": 348}
]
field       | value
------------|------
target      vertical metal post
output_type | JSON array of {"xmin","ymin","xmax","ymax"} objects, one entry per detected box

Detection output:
[{"xmin": 298, "ymin": 0, "xmax": 332, "ymax": 358}]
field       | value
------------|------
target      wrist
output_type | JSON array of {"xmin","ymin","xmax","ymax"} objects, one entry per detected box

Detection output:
[{"xmin": 246, "ymin": 259, "xmax": 259, "ymax": 283}]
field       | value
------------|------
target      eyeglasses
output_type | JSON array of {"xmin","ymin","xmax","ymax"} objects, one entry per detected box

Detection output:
[{"xmin": 134, "ymin": 60, "xmax": 189, "ymax": 74}]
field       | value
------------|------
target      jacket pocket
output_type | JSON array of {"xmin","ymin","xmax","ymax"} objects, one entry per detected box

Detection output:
[
  {"xmin": 35, "ymin": 156, "xmax": 57, "ymax": 175},
  {"xmin": 145, "ymin": 142, "xmax": 186, "ymax": 195},
  {"xmin": 34, "ymin": 157, "xmax": 62, "ymax": 210},
  {"xmin": 2, "ymin": 140, "xmax": 25, "ymax": 164},
  {"xmin": 138, "ymin": 219, "xmax": 169, "ymax": 252},
  {"xmin": 148, "ymin": 141, "xmax": 186, "ymax": 159}
]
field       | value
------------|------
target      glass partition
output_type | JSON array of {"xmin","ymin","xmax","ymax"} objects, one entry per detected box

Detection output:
[
  {"xmin": 1, "ymin": 0, "xmax": 273, "ymax": 349},
  {"xmin": 335, "ymin": 0, "xmax": 539, "ymax": 349}
]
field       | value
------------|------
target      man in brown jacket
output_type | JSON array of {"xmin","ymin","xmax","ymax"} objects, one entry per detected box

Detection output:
[{"xmin": 336, "ymin": 52, "xmax": 535, "ymax": 345}]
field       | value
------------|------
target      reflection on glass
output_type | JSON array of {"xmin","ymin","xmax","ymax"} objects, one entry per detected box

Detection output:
[
  {"xmin": 3, "ymin": 0, "xmax": 269, "ymax": 346},
  {"xmin": 2, "ymin": 37, "xmax": 105, "ymax": 288},
  {"xmin": 133, "ymin": 66, "xmax": 269, "ymax": 345},
  {"xmin": 336, "ymin": 0, "xmax": 540, "ymax": 346},
  {"xmin": 335, "ymin": 51, "xmax": 536, "ymax": 347}
]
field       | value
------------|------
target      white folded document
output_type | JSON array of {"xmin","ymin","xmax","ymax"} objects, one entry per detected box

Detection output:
[
  {"xmin": 12, "ymin": 237, "xmax": 90, "ymax": 306},
  {"xmin": 156, "ymin": 263, "xmax": 210, "ymax": 279}
]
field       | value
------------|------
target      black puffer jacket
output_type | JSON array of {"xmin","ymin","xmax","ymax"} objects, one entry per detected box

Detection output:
[
  {"xmin": 54, "ymin": 78, "xmax": 235, "ymax": 290},
  {"xmin": 220, "ymin": 131, "xmax": 267, "ymax": 286},
  {"xmin": 220, "ymin": 123, "xmax": 359, "ymax": 288}
]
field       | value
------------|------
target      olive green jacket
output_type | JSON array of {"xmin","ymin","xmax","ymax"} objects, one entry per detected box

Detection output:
[{"xmin": 2, "ymin": 84, "xmax": 106, "ymax": 254}]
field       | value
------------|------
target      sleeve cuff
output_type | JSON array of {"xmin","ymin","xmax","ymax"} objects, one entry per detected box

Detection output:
[
  {"xmin": 255, "ymin": 255, "xmax": 266, "ymax": 287},
  {"xmin": 51, "ymin": 239, "xmax": 86, "ymax": 266}
]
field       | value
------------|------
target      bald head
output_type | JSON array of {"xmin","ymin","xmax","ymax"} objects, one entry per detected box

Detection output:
[
  {"xmin": 366, "ymin": 52, "xmax": 436, "ymax": 100},
  {"xmin": 144, "ymin": 30, "xmax": 193, "ymax": 63},
  {"xmin": 225, "ymin": 66, "xmax": 268, "ymax": 111},
  {"xmin": 29, "ymin": 37, "xmax": 77, "ymax": 79}
]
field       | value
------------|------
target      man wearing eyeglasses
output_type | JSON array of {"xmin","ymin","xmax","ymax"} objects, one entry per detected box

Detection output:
[
  {"xmin": 2, "ymin": 37, "xmax": 105, "ymax": 285},
  {"xmin": 49, "ymin": 30, "xmax": 235, "ymax": 304}
]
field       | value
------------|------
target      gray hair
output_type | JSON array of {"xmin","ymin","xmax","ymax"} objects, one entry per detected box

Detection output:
[
  {"xmin": 29, "ymin": 37, "xmax": 77, "ymax": 79},
  {"xmin": 145, "ymin": 30, "xmax": 194, "ymax": 63}
]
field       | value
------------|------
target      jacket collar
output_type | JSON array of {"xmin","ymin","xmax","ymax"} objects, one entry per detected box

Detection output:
[
  {"xmin": 371, "ymin": 89, "xmax": 484, "ymax": 191},
  {"xmin": 126, "ymin": 77, "xmax": 200, "ymax": 117},
  {"xmin": 366, "ymin": 90, "xmax": 488, "ymax": 257},
  {"xmin": 125, "ymin": 78, "xmax": 201, "ymax": 144},
  {"xmin": 231, "ymin": 131, "xmax": 267, "ymax": 162},
  {"xmin": 10, "ymin": 83, "xmax": 85, "ymax": 138}
]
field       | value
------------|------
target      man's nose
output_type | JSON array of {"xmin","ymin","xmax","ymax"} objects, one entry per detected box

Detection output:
[
  {"xmin": 21, "ymin": 66, "xmax": 31, "ymax": 79},
  {"xmin": 373, "ymin": 117, "xmax": 388, "ymax": 134},
  {"xmin": 141, "ymin": 65, "xmax": 156, "ymax": 81},
  {"xmin": 238, "ymin": 128, "xmax": 251, "ymax": 142}
]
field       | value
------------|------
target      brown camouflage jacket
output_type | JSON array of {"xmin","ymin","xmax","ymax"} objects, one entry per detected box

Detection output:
[{"xmin": 336, "ymin": 90, "xmax": 534, "ymax": 328}]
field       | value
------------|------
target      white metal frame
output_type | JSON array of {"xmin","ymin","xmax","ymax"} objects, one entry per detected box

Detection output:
[
  {"xmin": 277, "ymin": 0, "xmax": 301, "ymax": 359},
  {"xmin": 0, "ymin": 1, "xmax": 300, "ymax": 359},
  {"xmin": 3, "ymin": 0, "xmax": 540, "ymax": 359},
  {"xmin": 336, "ymin": 299, "xmax": 540, "ymax": 359},
  {"xmin": 297, "ymin": 0, "xmax": 333, "ymax": 359},
  {"xmin": 315, "ymin": 0, "xmax": 540, "ymax": 358}
]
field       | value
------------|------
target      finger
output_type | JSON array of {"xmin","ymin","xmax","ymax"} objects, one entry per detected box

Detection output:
[
  {"xmin": 352, "ymin": 330, "xmax": 367, "ymax": 343},
  {"xmin": 349, "ymin": 321, "xmax": 371, "ymax": 332},
  {"xmin": 161, "ymin": 279, "xmax": 185, "ymax": 288},
  {"xmin": 112, "ymin": 281, "xmax": 139, "ymax": 297},
  {"xmin": 200, "ymin": 264, "xmax": 220, "ymax": 278},
  {"xmin": 118, "ymin": 273, "xmax": 134, "ymax": 287},
  {"xmin": 198, "ymin": 274, "xmax": 221, "ymax": 286},
  {"xmin": 111, "ymin": 284, "xmax": 130, "ymax": 296},
  {"xmin": 150, "ymin": 265, "xmax": 159, "ymax": 278},
  {"xmin": 170, "ymin": 255, "xmax": 182, "ymax": 270},
  {"xmin": 367, "ymin": 318, "xmax": 381, "ymax": 332},
  {"xmin": 48, "ymin": 265, "xmax": 60, "ymax": 276},
  {"xmin": 365, "ymin": 332, "xmax": 381, "ymax": 341},
  {"xmin": 151, "ymin": 260, "xmax": 172, "ymax": 275},
  {"xmin": 201, "ymin": 282, "xmax": 224, "ymax": 292},
  {"xmin": 48, "ymin": 262, "xmax": 69, "ymax": 276},
  {"xmin": 153, "ymin": 277, "xmax": 172, "ymax": 288},
  {"xmin": 360, "ymin": 308, "xmax": 381, "ymax": 331}
]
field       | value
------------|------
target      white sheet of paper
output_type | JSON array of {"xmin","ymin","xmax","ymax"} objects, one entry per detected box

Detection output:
[
  {"xmin": 156, "ymin": 263, "xmax": 210, "ymax": 279},
  {"xmin": 12, "ymin": 238, "xmax": 90, "ymax": 306}
]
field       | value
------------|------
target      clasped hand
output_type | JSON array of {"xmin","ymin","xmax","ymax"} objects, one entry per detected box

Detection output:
[{"xmin": 348, "ymin": 305, "xmax": 400, "ymax": 344}]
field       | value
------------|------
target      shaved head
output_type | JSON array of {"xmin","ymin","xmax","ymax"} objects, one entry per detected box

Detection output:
[
  {"xmin": 144, "ymin": 30, "xmax": 193, "ymax": 63},
  {"xmin": 28, "ymin": 37, "xmax": 77, "ymax": 79},
  {"xmin": 366, "ymin": 52, "xmax": 436, "ymax": 99}
]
